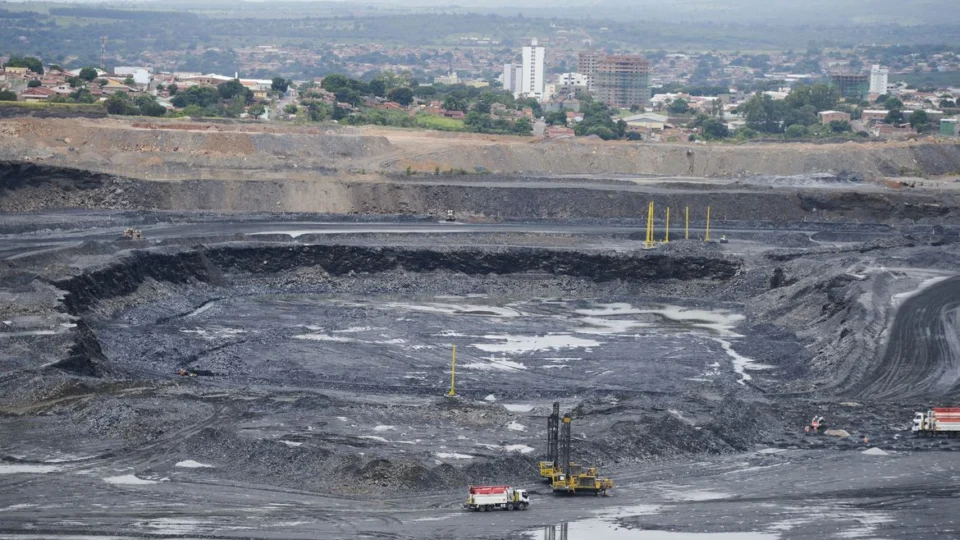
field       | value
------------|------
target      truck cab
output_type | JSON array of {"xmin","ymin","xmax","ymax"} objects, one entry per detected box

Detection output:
[{"xmin": 912, "ymin": 412, "xmax": 928, "ymax": 432}]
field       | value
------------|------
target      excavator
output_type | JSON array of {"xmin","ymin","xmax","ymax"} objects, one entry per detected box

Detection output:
[{"xmin": 539, "ymin": 403, "xmax": 613, "ymax": 495}]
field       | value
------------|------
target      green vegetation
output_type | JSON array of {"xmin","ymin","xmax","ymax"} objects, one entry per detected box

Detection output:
[
  {"xmin": 0, "ymin": 90, "xmax": 17, "ymax": 101},
  {"xmin": 737, "ymin": 83, "xmax": 841, "ymax": 135},
  {"xmin": 2, "ymin": 56, "xmax": 43, "ymax": 75},
  {"xmin": 300, "ymin": 74, "xmax": 534, "ymax": 135},
  {"xmin": 104, "ymin": 93, "xmax": 165, "ymax": 116},
  {"xmin": 573, "ymin": 98, "xmax": 629, "ymax": 140}
]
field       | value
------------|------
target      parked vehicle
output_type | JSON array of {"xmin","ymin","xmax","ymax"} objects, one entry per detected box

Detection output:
[
  {"xmin": 913, "ymin": 408, "xmax": 960, "ymax": 436},
  {"xmin": 462, "ymin": 485, "xmax": 530, "ymax": 511}
]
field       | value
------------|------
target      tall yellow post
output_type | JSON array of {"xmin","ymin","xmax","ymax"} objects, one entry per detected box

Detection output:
[
  {"xmin": 685, "ymin": 206, "xmax": 690, "ymax": 240},
  {"xmin": 646, "ymin": 201, "xmax": 655, "ymax": 248},
  {"xmin": 664, "ymin": 207, "xmax": 670, "ymax": 243},
  {"xmin": 447, "ymin": 345, "xmax": 456, "ymax": 397},
  {"xmin": 705, "ymin": 206, "xmax": 711, "ymax": 243}
]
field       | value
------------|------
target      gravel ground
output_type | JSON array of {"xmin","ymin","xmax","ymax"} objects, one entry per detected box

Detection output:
[{"xmin": 1, "ymin": 212, "xmax": 959, "ymax": 539}]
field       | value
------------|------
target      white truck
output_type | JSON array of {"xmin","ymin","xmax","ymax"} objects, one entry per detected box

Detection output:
[
  {"xmin": 462, "ymin": 485, "xmax": 530, "ymax": 511},
  {"xmin": 912, "ymin": 407, "xmax": 960, "ymax": 436}
]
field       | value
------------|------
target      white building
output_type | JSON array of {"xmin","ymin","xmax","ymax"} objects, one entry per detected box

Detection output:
[
  {"xmin": 114, "ymin": 67, "xmax": 152, "ymax": 86},
  {"xmin": 556, "ymin": 72, "xmax": 588, "ymax": 88},
  {"xmin": 870, "ymin": 65, "xmax": 889, "ymax": 95},
  {"xmin": 521, "ymin": 38, "xmax": 545, "ymax": 101}
]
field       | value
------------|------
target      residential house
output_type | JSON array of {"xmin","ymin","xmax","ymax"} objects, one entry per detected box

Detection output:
[
  {"xmin": 19, "ymin": 86, "xmax": 56, "ymax": 102},
  {"xmin": 818, "ymin": 110, "xmax": 852, "ymax": 125},
  {"xmin": 861, "ymin": 110, "xmax": 889, "ymax": 123},
  {"xmin": 100, "ymin": 79, "xmax": 136, "ymax": 95}
]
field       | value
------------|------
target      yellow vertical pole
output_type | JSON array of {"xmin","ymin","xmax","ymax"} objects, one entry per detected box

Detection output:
[
  {"xmin": 447, "ymin": 345, "xmax": 456, "ymax": 397},
  {"xmin": 685, "ymin": 206, "xmax": 690, "ymax": 240},
  {"xmin": 664, "ymin": 207, "xmax": 670, "ymax": 243},
  {"xmin": 705, "ymin": 206, "xmax": 711, "ymax": 243},
  {"xmin": 646, "ymin": 201, "xmax": 655, "ymax": 248}
]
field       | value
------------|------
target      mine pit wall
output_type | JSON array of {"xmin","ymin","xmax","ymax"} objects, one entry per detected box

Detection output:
[
  {"xmin": 52, "ymin": 245, "xmax": 740, "ymax": 376},
  {"xmin": 2, "ymin": 163, "xmax": 958, "ymax": 223},
  {"xmin": 400, "ymin": 140, "xmax": 960, "ymax": 178}
]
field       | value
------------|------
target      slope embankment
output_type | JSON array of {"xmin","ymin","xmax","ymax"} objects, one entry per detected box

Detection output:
[{"xmin": 3, "ymin": 117, "xmax": 960, "ymax": 179}]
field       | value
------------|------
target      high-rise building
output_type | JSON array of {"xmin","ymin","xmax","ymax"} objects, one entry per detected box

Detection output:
[
  {"xmin": 577, "ymin": 50, "xmax": 601, "ymax": 92},
  {"xmin": 502, "ymin": 63, "xmax": 523, "ymax": 97},
  {"xmin": 594, "ymin": 55, "xmax": 650, "ymax": 109},
  {"xmin": 830, "ymin": 73, "xmax": 869, "ymax": 102},
  {"xmin": 521, "ymin": 38, "xmax": 545, "ymax": 100},
  {"xmin": 869, "ymin": 65, "xmax": 889, "ymax": 95}
]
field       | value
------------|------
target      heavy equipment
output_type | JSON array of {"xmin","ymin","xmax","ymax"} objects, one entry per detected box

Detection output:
[
  {"xmin": 913, "ymin": 408, "xmax": 960, "ymax": 436},
  {"xmin": 462, "ymin": 485, "xmax": 530, "ymax": 511},
  {"xmin": 121, "ymin": 228, "xmax": 143, "ymax": 240},
  {"xmin": 538, "ymin": 402, "xmax": 560, "ymax": 481},
  {"xmin": 549, "ymin": 414, "xmax": 613, "ymax": 496}
]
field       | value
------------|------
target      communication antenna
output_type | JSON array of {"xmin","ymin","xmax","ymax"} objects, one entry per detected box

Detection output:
[{"xmin": 100, "ymin": 36, "xmax": 107, "ymax": 71}]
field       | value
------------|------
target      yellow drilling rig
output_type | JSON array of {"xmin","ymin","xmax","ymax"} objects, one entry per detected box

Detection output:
[{"xmin": 538, "ymin": 403, "xmax": 613, "ymax": 496}]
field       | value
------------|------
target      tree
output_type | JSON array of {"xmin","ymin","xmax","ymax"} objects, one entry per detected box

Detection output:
[
  {"xmin": 78, "ymin": 67, "xmax": 98, "ymax": 82},
  {"xmin": 472, "ymin": 101, "xmax": 491, "ymax": 114},
  {"xmin": 784, "ymin": 124, "xmax": 808, "ymax": 138},
  {"xmin": 885, "ymin": 109, "xmax": 904, "ymax": 124},
  {"xmin": 884, "ymin": 97, "xmax": 903, "ymax": 111},
  {"xmin": 105, "ymin": 93, "xmax": 137, "ymax": 115},
  {"xmin": 667, "ymin": 98, "xmax": 691, "ymax": 115},
  {"xmin": 693, "ymin": 115, "xmax": 729, "ymax": 139},
  {"xmin": 738, "ymin": 92, "xmax": 783, "ymax": 133},
  {"xmin": 464, "ymin": 111, "xmax": 493, "ymax": 132},
  {"xmin": 218, "ymin": 79, "xmax": 248, "ymax": 101},
  {"xmin": 386, "ymin": 87, "xmax": 414, "ymax": 106},
  {"xmin": 513, "ymin": 117, "xmax": 532, "ymax": 134},
  {"xmin": 442, "ymin": 95, "xmax": 468, "ymax": 112},
  {"xmin": 271, "ymin": 77, "xmax": 290, "ymax": 93},
  {"xmin": 248, "ymin": 103, "xmax": 266, "ymax": 118},
  {"xmin": 829, "ymin": 120, "xmax": 852, "ymax": 133},
  {"xmin": 171, "ymin": 86, "xmax": 220, "ymax": 108},
  {"xmin": 27, "ymin": 79, "xmax": 41, "ymax": 88},
  {"xmin": 368, "ymin": 79, "xmax": 386, "ymax": 97},
  {"xmin": 874, "ymin": 94, "xmax": 889, "ymax": 104},
  {"xmin": 545, "ymin": 111, "xmax": 568, "ymax": 126},
  {"xmin": 66, "ymin": 77, "xmax": 83, "ymax": 88},
  {"xmin": 123, "ymin": 76, "xmax": 136, "ymax": 86},
  {"xmin": 135, "ymin": 95, "xmax": 166, "ymax": 117},
  {"xmin": 321, "ymin": 74, "xmax": 351, "ymax": 94},
  {"xmin": 784, "ymin": 84, "xmax": 838, "ymax": 112},
  {"xmin": 0, "ymin": 90, "xmax": 17, "ymax": 102},
  {"xmin": 167, "ymin": 83, "xmax": 179, "ymax": 95},
  {"xmin": 4, "ymin": 56, "xmax": 43, "ymax": 75},
  {"xmin": 909, "ymin": 109, "xmax": 931, "ymax": 132},
  {"xmin": 283, "ymin": 104, "xmax": 298, "ymax": 115}
]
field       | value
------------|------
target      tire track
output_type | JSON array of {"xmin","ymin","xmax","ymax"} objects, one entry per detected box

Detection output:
[{"xmin": 855, "ymin": 275, "xmax": 960, "ymax": 400}]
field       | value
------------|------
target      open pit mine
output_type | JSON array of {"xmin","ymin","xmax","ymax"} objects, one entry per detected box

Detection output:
[{"xmin": 1, "ymin": 118, "xmax": 960, "ymax": 540}]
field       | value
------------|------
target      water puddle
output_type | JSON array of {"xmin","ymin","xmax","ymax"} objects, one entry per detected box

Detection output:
[
  {"xmin": 460, "ymin": 357, "xmax": 527, "ymax": 371},
  {"xmin": 0, "ymin": 464, "xmax": 62, "ymax": 474},
  {"xmin": 504, "ymin": 403, "xmax": 535, "ymax": 412},
  {"xmin": 102, "ymin": 474, "xmax": 160, "ymax": 485},
  {"xmin": 574, "ymin": 304, "xmax": 745, "ymax": 337},
  {"xmin": 471, "ymin": 334, "xmax": 601, "ymax": 354},
  {"xmin": 711, "ymin": 339, "xmax": 773, "ymax": 385},
  {"xmin": 529, "ymin": 522, "xmax": 775, "ymax": 540},
  {"xmin": 175, "ymin": 460, "xmax": 213, "ymax": 468}
]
